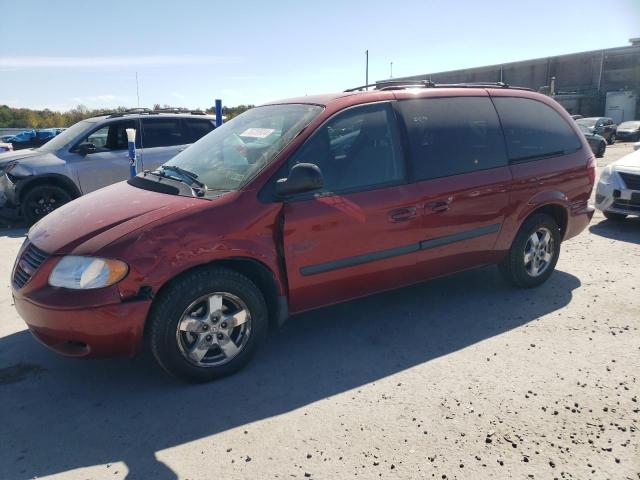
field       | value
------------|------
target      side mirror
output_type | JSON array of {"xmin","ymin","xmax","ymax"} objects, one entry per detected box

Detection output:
[
  {"xmin": 74, "ymin": 143, "xmax": 97, "ymax": 156},
  {"xmin": 275, "ymin": 163, "xmax": 324, "ymax": 197}
]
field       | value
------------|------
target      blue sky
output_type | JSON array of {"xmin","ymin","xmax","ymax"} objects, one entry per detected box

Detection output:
[{"xmin": 0, "ymin": 0, "xmax": 638, "ymax": 111}]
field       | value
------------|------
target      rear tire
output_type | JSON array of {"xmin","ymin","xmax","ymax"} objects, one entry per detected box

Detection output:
[
  {"xmin": 148, "ymin": 267, "xmax": 268, "ymax": 383},
  {"xmin": 607, "ymin": 133, "xmax": 616, "ymax": 145},
  {"xmin": 499, "ymin": 213, "xmax": 561, "ymax": 288},
  {"xmin": 603, "ymin": 211, "xmax": 627, "ymax": 221},
  {"xmin": 21, "ymin": 184, "xmax": 73, "ymax": 226}
]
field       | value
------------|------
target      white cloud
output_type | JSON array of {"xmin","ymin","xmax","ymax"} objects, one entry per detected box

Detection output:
[{"xmin": 0, "ymin": 55, "xmax": 241, "ymax": 68}]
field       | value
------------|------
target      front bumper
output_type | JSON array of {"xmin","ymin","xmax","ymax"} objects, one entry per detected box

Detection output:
[
  {"xmin": 595, "ymin": 172, "xmax": 640, "ymax": 216},
  {"xmin": 616, "ymin": 131, "xmax": 639, "ymax": 142},
  {"xmin": 14, "ymin": 294, "xmax": 151, "ymax": 357},
  {"xmin": 11, "ymin": 244, "xmax": 152, "ymax": 357},
  {"xmin": 0, "ymin": 173, "xmax": 20, "ymax": 220}
]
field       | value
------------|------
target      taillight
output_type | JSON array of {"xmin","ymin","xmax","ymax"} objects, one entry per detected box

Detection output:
[{"xmin": 587, "ymin": 156, "xmax": 596, "ymax": 186}]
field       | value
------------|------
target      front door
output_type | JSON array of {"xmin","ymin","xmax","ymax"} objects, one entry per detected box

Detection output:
[
  {"xmin": 282, "ymin": 102, "xmax": 423, "ymax": 313},
  {"xmin": 72, "ymin": 119, "xmax": 141, "ymax": 194},
  {"xmin": 395, "ymin": 95, "xmax": 512, "ymax": 279}
]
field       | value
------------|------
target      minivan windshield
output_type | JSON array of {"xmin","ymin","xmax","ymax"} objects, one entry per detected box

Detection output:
[
  {"xmin": 37, "ymin": 119, "xmax": 96, "ymax": 153},
  {"xmin": 162, "ymin": 104, "xmax": 323, "ymax": 192}
]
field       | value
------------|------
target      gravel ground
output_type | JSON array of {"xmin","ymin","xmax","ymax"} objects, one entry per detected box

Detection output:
[{"xmin": 0, "ymin": 143, "xmax": 638, "ymax": 480}]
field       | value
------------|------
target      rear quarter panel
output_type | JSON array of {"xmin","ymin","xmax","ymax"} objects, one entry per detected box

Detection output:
[{"xmin": 488, "ymin": 90, "xmax": 594, "ymax": 250}]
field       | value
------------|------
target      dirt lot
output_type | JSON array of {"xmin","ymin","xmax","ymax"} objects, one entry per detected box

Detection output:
[{"xmin": 0, "ymin": 144, "xmax": 638, "ymax": 480}]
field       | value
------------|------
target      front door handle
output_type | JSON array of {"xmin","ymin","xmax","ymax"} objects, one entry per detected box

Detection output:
[
  {"xmin": 388, "ymin": 206, "xmax": 417, "ymax": 222},
  {"xmin": 426, "ymin": 200, "xmax": 450, "ymax": 212}
]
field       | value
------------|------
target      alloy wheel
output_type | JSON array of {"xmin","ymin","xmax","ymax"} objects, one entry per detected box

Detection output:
[
  {"xmin": 523, "ymin": 227, "xmax": 555, "ymax": 277},
  {"xmin": 175, "ymin": 292, "xmax": 252, "ymax": 367}
]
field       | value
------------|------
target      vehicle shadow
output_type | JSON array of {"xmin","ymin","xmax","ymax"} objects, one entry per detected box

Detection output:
[
  {"xmin": 0, "ymin": 267, "xmax": 581, "ymax": 479},
  {"xmin": 0, "ymin": 225, "xmax": 27, "ymax": 238},
  {"xmin": 589, "ymin": 216, "xmax": 640, "ymax": 244}
]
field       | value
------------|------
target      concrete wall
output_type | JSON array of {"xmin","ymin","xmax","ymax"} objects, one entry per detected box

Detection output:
[{"xmin": 383, "ymin": 44, "xmax": 640, "ymax": 119}]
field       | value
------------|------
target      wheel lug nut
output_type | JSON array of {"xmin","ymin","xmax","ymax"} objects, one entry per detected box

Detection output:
[
  {"xmin": 217, "ymin": 333, "xmax": 223, "ymax": 340},
  {"xmin": 205, "ymin": 335, "xmax": 212, "ymax": 341},
  {"xmin": 221, "ymin": 322, "xmax": 227, "ymax": 328},
  {"xmin": 202, "ymin": 324, "xmax": 209, "ymax": 331}
]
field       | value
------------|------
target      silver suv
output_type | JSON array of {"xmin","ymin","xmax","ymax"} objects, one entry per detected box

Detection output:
[{"xmin": 0, "ymin": 110, "xmax": 216, "ymax": 224}]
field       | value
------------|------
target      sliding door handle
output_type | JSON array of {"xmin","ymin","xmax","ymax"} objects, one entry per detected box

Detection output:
[
  {"xmin": 426, "ymin": 200, "xmax": 450, "ymax": 212},
  {"xmin": 388, "ymin": 206, "xmax": 417, "ymax": 222}
]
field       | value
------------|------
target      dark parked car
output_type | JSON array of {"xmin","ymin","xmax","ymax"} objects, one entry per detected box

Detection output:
[
  {"xmin": 578, "ymin": 124, "xmax": 607, "ymax": 158},
  {"xmin": 12, "ymin": 83, "xmax": 596, "ymax": 382},
  {"xmin": 576, "ymin": 117, "xmax": 617, "ymax": 145},
  {"xmin": 6, "ymin": 128, "xmax": 64, "ymax": 150},
  {"xmin": 614, "ymin": 121, "xmax": 640, "ymax": 142}
]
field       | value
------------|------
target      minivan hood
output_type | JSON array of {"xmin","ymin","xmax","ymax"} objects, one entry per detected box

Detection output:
[{"xmin": 29, "ymin": 181, "xmax": 208, "ymax": 255}]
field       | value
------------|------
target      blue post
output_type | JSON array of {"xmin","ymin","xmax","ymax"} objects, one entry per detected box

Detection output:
[
  {"xmin": 215, "ymin": 99, "xmax": 223, "ymax": 127},
  {"xmin": 126, "ymin": 128, "xmax": 137, "ymax": 178}
]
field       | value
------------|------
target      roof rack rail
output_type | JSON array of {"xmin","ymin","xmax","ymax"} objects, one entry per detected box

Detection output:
[
  {"xmin": 105, "ymin": 108, "xmax": 211, "ymax": 119},
  {"xmin": 345, "ymin": 80, "xmax": 533, "ymax": 93}
]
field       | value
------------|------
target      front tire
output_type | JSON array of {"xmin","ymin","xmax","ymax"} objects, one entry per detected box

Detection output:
[
  {"xmin": 21, "ymin": 184, "xmax": 72, "ymax": 226},
  {"xmin": 596, "ymin": 141, "xmax": 606, "ymax": 158},
  {"xmin": 607, "ymin": 133, "xmax": 616, "ymax": 145},
  {"xmin": 603, "ymin": 211, "xmax": 627, "ymax": 221},
  {"xmin": 499, "ymin": 213, "xmax": 561, "ymax": 288},
  {"xmin": 148, "ymin": 267, "xmax": 268, "ymax": 382}
]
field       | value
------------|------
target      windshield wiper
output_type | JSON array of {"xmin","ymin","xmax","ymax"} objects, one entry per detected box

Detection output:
[
  {"xmin": 159, "ymin": 165, "xmax": 205, "ymax": 188},
  {"xmin": 148, "ymin": 165, "xmax": 207, "ymax": 197}
]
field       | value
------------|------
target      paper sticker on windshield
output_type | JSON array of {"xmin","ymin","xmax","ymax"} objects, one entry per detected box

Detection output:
[{"xmin": 239, "ymin": 128, "xmax": 275, "ymax": 139}]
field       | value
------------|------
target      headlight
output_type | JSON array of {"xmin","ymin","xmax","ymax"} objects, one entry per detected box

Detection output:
[
  {"xmin": 48, "ymin": 256, "xmax": 128, "ymax": 289},
  {"xmin": 599, "ymin": 165, "xmax": 615, "ymax": 184},
  {"xmin": 0, "ymin": 160, "xmax": 18, "ymax": 175}
]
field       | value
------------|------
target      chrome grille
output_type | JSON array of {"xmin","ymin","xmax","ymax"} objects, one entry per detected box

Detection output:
[
  {"xmin": 619, "ymin": 172, "xmax": 640, "ymax": 191},
  {"xmin": 12, "ymin": 242, "xmax": 49, "ymax": 289}
]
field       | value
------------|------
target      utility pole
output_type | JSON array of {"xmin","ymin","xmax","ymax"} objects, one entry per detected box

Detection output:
[
  {"xmin": 365, "ymin": 50, "xmax": 369, "ymax": 90},
  {"xmin": 390, "ymin": 61, "xmax": 393, "ymax": 79}
]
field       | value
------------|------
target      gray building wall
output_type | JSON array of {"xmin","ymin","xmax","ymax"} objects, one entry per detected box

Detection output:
[{"xmin": 382, "ymin": 42, "xmax": 640, "ymax": 118}]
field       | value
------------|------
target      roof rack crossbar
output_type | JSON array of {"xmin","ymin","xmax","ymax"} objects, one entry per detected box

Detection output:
[{"xmin": 345, "ymin": 80, "xmax": 534, "ymax": 93}]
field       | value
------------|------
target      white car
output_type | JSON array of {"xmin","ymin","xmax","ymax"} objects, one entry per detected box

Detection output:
[
  {"xmin": 595, "ymin": 149, "xmax": 640, "ymax": 221},
  {"xmin": 0, "ymin": 142, "xmax": 13, "ymax": 153}
]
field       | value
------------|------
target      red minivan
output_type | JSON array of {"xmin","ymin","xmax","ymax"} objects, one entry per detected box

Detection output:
[{"xmin": 11, "ymin": 83, "xmax": 595, "ymax": 382}]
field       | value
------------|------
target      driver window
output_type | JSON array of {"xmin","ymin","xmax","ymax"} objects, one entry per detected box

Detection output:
[
  {"xmin": 79, "ymin": 121, "xmax": 139, "ymax": 152},
  {"xmin": 289, "ymin": 102, "xmax": 404, "ymax": 193}
]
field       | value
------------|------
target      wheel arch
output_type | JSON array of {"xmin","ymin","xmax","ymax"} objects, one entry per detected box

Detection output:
[
  {"xmin": 147, "ymin": 256, "xmax": 287, "ymax": 333},
  {"xmin": 16, "ymin": 174, "xmax": 81, "ymax": 203}
]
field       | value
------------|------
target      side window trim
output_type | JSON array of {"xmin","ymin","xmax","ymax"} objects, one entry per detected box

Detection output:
[{"xmin": 279, "ymin": 100, "xmax": 409, "ymax": 201}]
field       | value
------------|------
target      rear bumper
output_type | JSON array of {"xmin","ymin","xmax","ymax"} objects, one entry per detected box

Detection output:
[
  {"xmin": 13, "ymin": 291, "xmax": 151, "ymax": 358},
  {"xmin": 565, "ymin": 203, "xmax": 595, "ymax": 240}
]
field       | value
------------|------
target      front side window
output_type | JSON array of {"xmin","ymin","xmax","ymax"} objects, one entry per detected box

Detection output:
[
  {"xmin": 164, "ymin": 104, "xmax": 323, "ymax": 192},
  {"xmin": 289, "ymin": 102, "xmax": 405, "ymax": 193},
  {"xmin": 398, "ymin": 97, "xmax": 508, "ymax": 181},
  {"xmin": 493, "ymin": 97, "xmax": 581, "ymax": 161},
  {"xmin": 78, "ymin": 120, "xmax": 139, "ymax": 151}
]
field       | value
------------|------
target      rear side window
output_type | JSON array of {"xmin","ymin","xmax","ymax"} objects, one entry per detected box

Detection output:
[
  {"xmin": 397, "ymin": 97, "xmax": 508, "ymax": 181},
  {"xmin": 492, "ymin": 97, "xmax": 581, "ymax": 162},
  {"xmin": 141, "ymin": 118, "xmax": 184, "ymax": 148},
  {"xmin": 182, "ymin": 119, "xmax": 215, "ymax": 143}
]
